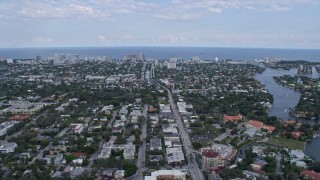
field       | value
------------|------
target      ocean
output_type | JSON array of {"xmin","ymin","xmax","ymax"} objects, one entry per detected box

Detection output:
[{"xmin": 0, "ymin": 47, "xmax": 320, "ymax": 61}]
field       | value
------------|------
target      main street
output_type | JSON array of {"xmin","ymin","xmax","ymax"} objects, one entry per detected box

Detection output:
[
  {"xmin": 128, "ymin": 104, "xmax": 148, "ymax": 180},
  {"xmin": 167, "ymin": 89, "xmax": 205, "ymax": 180},
  {"xmin": 151, "ymin": 75, "xmax": 204, "ymax": 180}
]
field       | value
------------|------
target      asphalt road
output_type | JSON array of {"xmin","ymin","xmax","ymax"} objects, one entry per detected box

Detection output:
[
  {"xmin": 167, "ymin": 89, "xmax": 204, "ymax": 180},
  {"xmin": 128, "ymin": 104, "xmax": 148, "ymax": 180}
]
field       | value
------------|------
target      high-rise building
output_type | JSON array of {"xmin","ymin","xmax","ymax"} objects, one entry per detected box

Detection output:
[
  {"xmin": 140, "ymin": 53, "xmax": 145, "ymax": 61},
  {"xmin": 61, "ymin": 54, "xmax": 66, "ymax": 60},
  {"xmin": 36, "ymin": 56, "xmax": 41, "ymax": 61},
  {"xmin": 124, "ymin": 54, "xmax": 137, "ymax": 61},
  {"xmin": 192, "ymin": 56, "xmax": 200, "ymax": 61},
  {"xmin": 75, "ymin": 54, "xmax": 79, "ymax": 60}
]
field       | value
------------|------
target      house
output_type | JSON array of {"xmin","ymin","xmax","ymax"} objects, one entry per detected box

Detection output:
[
  {"xmin": 0, "ymin": 142, "xmax": 17, "ymax": 153},
  {"xmin": 149, "ymin": 155, "xmax": 164, "ymax": 162},
  {"xmin": 243, "ymin": 170, "xmax": 267, "ymax": 180},
  {"xmin": 223, "ymin": 115, "xmax": 242, "ymax": 123},
  {"xmin": 54, "ymin": 153, "xmax": 64, "ymax": 165},
  {"xmin": 150, "ymin": 138, "xmax": 162, "ymax": 151},
  {"xmin": 114, "ymin": 170, "xmax": 125, "ymax": 180},
  {"xmin": 72, "ymin": 152, "xmax": 87, "ymax": 158},
  {"xmin": 291, "ymin": 131, "xmax": 303, "ymax": 139},
  {"xmin": 70, "ymin": 167, "xmax": 84, "ymax": 179},
  {"xmin": 247, "ymin": 120, "xmax": 264, "ymax": 128},
  {"xmin": 72, "ymin": 158, "xmax": 84, "ymax": 165},
  {"xmin": 69, "ymin": 123, "xmax": 84, "ymax": 134},
  {"xmin": 102, "ymin": 169, "xmax": 115, "ymax": 180},
  {"xmin": 20, "ymin": 152, "xmax": 31, "ymax": 159},
  {"xmin": 246, "ymin": 120, "xmax": 276, "ymax": 134},
  {"xmin": 124, "ymin": 146, "xmax": 135, "ymax": 160}
]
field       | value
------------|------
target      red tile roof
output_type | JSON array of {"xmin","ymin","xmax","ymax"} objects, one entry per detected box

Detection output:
[
  {"xmin": 72, "ymin": 152, "xmax": 87, "ymax": 157},
  {"xmin": 9, "ymin": 115, "xmax": 30, "ymax": 121},
  {"xmin": 201, "ymin": 149, "xmax": 219, "ymax": 158},
  {"xmin": 223, "ymin": 115, "xmax": 242, "ymax": 122},
  {"xmin": 301, "ymin": 170, "xmax": 320, "ymax": 180},
  {"xmin": 291, "ymin": 131, "xmax": 303, "ymax": 139},
  {"xmin": 248, "ymin": 120, "xmax": 264, "ymax": 128},
  {"xmin": 262, "ymin": 125, "xmax": 276, "ymax": 133}
]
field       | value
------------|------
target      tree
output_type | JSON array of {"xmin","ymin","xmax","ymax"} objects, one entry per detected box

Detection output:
[
  {"xmin": 192, "ymin": 142, "xmax": 202, "ymax": 150},
  {"xmin": 65, "ymin": 154, "xmax": 75, "ymax": 163},
  {"xmin": 123, "ymin": 162, "xmax": 138, "ymax": 177},
  {"xmin": 84, "ymin": 146, "xmax": 96, "ymax": 154}
]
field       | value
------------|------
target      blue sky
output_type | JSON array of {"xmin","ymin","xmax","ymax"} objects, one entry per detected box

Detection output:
[{"xmin": 0, "ymin": 0, "xmax": 319, "ymax": 48}]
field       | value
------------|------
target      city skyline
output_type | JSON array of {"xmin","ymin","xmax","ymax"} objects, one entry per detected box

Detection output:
[{"xmin": 0, "ymin": 0, "xmax": 319, "ymax": 49}]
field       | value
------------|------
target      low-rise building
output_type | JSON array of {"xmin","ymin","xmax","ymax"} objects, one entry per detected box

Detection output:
[
  {"xmin": 0, "ymin": 142, "xmax": 18, "ymax": 153},
  {"xmin": 246, "ymin": 120, "xmax": 276, "ymax": 134},
  {"xmin": 166, "ymin": 147, "xmax": 185, "ymax": 165},
  {"xmin": 54, "ymin": 153, "xmax": 64, "ymax": 165},
  {"xmin": 223, "ymin": 115, "xmax": 242, "ymax": 123},
  {"xmin": 150, "ymin": 138, "xmax": 162, "ymax": 151},
  {"xmin": 70, "ymin": 167, "xmax": 84, "ymax": 179},
  {"xmin": 124, "ymin": 146, "xmax": 135, "ymax": 160},
  {"xmin": 69, "ymin": 123, "xmax": 84, "ymax": 134},
  {"xmin": 144, "ymin": 170, "xmax": 186, "ymax": 180}
]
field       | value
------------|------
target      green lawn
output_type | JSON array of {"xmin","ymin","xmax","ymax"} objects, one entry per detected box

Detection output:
[{"xmin": 268, "ymin": 137, "xmax": 305, "ymax": 150}]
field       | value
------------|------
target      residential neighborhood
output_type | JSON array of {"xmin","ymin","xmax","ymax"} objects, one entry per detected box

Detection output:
[{"xmin": 0, "ymin": 55, "xmax": 319, "ymax": 180}]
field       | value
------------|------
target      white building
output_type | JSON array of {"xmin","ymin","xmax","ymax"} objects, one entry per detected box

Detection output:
[
  {"xmin": 124, "ymin": 146, "xmax": 135, "ymax": 160},
  {"xmin": 166, "ymin": 147, "xmax": 185, "ymax": 165},
  {"xmin": 69, "ymin": 123, "xmax": 84, "ymax": 134},
  {"xmin": 0, "ymin": 142, "xmax": 18, "ymax": 153}
]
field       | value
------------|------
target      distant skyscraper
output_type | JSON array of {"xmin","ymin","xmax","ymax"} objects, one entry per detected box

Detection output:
[
  {"xmin": 61, "ymin": 54, "xmax": 66, "ymax": 60},
  {"xmin": 75, "ymin": 54, "xmax": 79, "ymax": 60},
  {"xmin": 36, "ymin": 56, "xmax": 41, "ymax": 61},
  {"xmin": 53, "ymin": 54, "xmax": 62, "ymax": 65},
  {"xmin": 124, "ymin": 54, "xmax": 137, "ymax": 61},
  {"xmin": 140, "ymin": 53, "xmax": 145, "ymax": 61},
  {"xmin": 215, "ymin": 57, "xmax": 219, "ymax": 62},
  {"xmin": 192, "ymin": 56, "xmax": 200, "ymax": 61}
]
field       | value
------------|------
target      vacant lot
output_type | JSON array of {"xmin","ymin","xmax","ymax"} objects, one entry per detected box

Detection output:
[{"xmin": 268, "ymin": 137, "xmax": 305, "ymax": 150}]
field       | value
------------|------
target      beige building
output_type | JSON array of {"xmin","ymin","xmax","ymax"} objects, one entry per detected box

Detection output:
[
  {"xmin": 145, "ymin": 170, "xmax": 186, "ymax": 180},
  {"xmin": 200, "ymin": 143, "xmax": 237, "ymax": 171}
]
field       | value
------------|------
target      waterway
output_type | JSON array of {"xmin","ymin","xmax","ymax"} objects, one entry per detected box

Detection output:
[
  {"xmin": 255, "ymin": 66, "xmax": 320, "ymax": 161},
  {"xmin": 305, "ymin": 136, "xmax": 320, "ymax": 161},
  {"xmin": 255, "ymin": 67, "xmax": 300, "ymax": 120}
]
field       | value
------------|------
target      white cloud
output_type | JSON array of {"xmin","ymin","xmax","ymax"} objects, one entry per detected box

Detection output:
[
  {"xmin": 32, "ymin": 36, "xmax": 54, "ymax": 43},
  {"xmin": 154, "ymin": 13, "xmax": 201, "ymax": 21},
  {"xmin": 0, "ymin": 0, "xmax": 316, "ymax": 21},
  {"xmin": 97, "ymin": 35, "xmax": 107, "ymax": 42}
]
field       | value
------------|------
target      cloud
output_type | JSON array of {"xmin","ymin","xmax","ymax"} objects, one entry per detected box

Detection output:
[
  {"xmin": 0, "ymin": 0, "xmax": 316, "ymax": 21},
  {"xmin": 32, "ymin": 36, "xmax": 54, "ymax": 43},
  {"xmin": 154, "ymin": 13, "xmax": 201, "ymax": 21},
  {"xmin": 264, "ymin": 5, "xmax": 291, "ymax": 12},
  {"xmin": 97, "ymin": 35, "xmax": 107, "ymax": 42}
]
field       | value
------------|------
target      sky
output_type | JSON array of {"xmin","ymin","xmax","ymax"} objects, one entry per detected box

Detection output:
[{"xmin": 0, "ymin": 0, "xmax": 319, "ymax": 49}]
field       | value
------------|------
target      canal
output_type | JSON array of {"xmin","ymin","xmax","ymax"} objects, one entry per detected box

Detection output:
[
  {"xmin": 255, "ymin": 66, "xmax": 320, "ymax": 161},
  {"xmin": 255, "ymin": 67, "xmax": 300, "ymax": 120}
]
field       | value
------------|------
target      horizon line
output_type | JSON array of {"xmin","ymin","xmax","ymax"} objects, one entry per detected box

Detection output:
[{"xmin": 1, "ymin": 45, "xmax": 320, "ymax": 50}]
